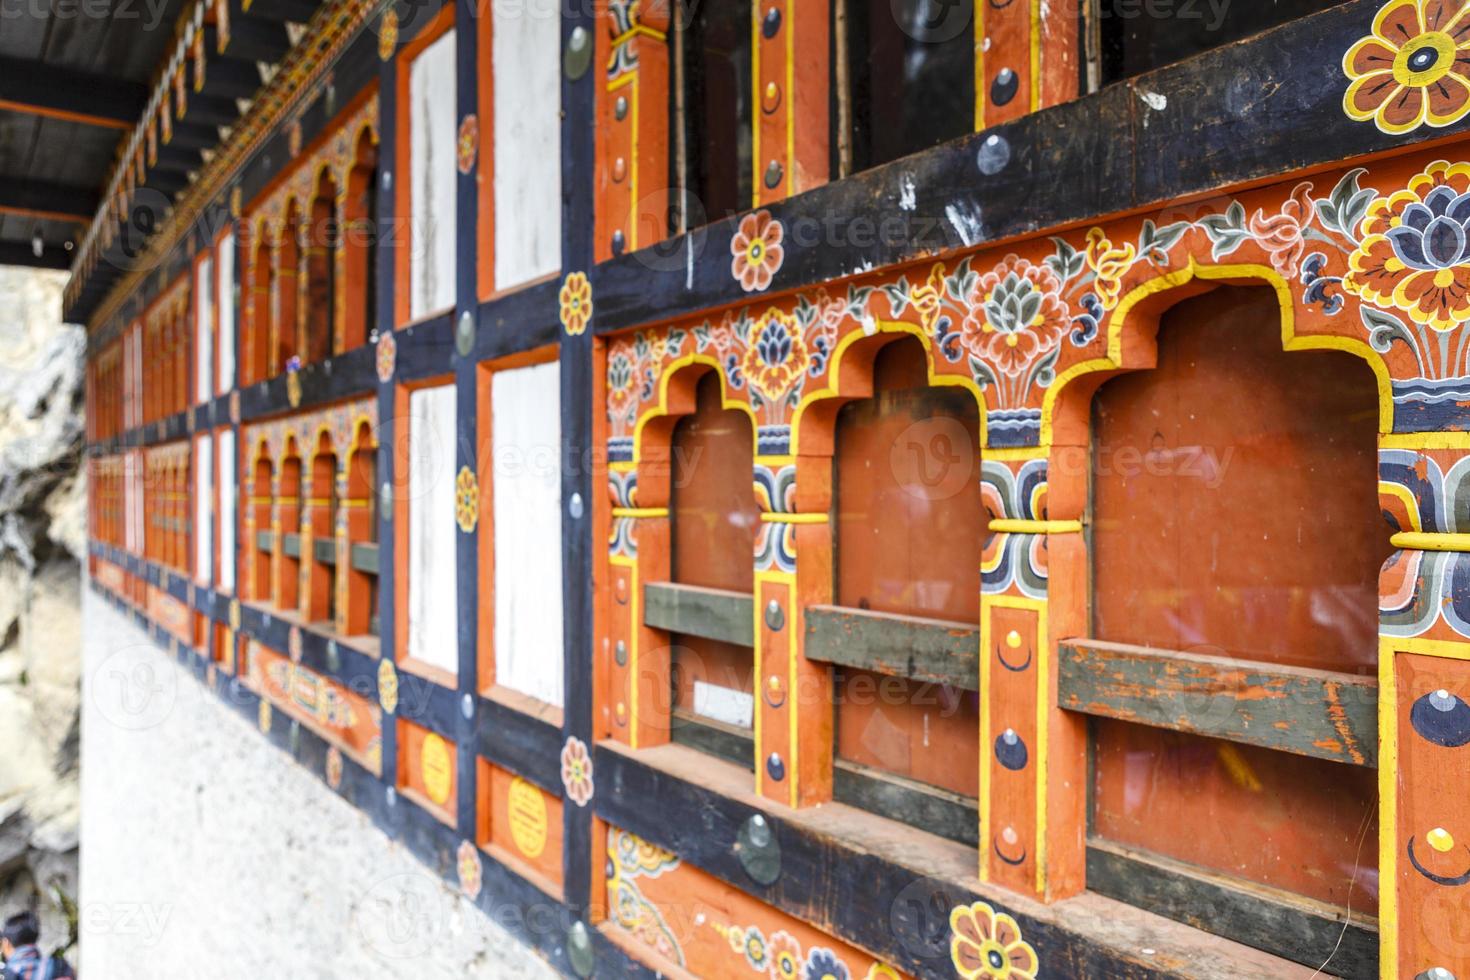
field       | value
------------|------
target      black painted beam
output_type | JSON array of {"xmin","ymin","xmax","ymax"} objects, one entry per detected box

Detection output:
[
  {"xmin": 0, "ymin": 56, "xmax": 146, "ymax": 129},
  {"xmin": 0, "ymin": 178, "xmax": 99, "ymax": 221}
]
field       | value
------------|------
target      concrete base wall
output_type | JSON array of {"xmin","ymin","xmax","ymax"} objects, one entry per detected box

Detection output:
[{"xmin": 80, "ymin": 588, "xmax": 559, "ymax": 978}]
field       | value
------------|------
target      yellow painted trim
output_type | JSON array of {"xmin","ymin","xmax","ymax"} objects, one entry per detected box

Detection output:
[
  {"xmin": 751, "ymin": 4, "xmax": 761, "ymax": 209},
  {"xmin": 1040, "ymin": 261, "xmax": 1394, "ymax": 446},
  {"xmin": 988, "ymin": 519, "xmax": 1081, "ymax": 534},
  {"xmin": 611, "ymin": 507, "xmax": 668, "ymax": 519},
  {"xmin": 1380, "ymin": 431, "xmax": 1470, "ymax": 449},
  {"xmin": 606, "ymin": 71, "xmax": 637, "ymax": 92},
  {"xmin": 608, "ymin": 23, "xmax": 666, "ymax": 47},
  {"xmin": 1378, "ymin": 481, "xmax": 1424, "ymax": 533},
  {"xmin": 785, "ymin": 575, "xmax": 798, "ymax": 809},
  {"xmin": 785, "ymin": 0, "xmax": 794, "ymax": 199},
  {"xmin": 1029, "ymin": 0, "xmax": 1041, "ymax": 114},
  {"xmin": 790, "ymin": 320, "xmax": 986, "ymax": 456},
  {"xmin": 982, "ymin": 446, "xmax": 1047, "ymax": 462},
  {"xmin": 760, "ymin": 512, "xmax": 827, "ymax": 524},
  {"xmin": 974, "ymin": 0, "xmax": 985, "ymax": 129},
  {"xmin": 1378, "ymin": 639, "xmax": 1398, "ymax": 980},
  {"xmin": 1388, "ymin": 635, "xmax": 1470, "ymax": 660},
  {"xmin": 1391, "ymin": 531, "xmax": 1470, "ymax": 551}
]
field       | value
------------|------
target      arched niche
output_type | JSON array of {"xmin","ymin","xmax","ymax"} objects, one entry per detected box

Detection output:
[
  {"xmin": 342, "ymin": 416, "xmax": 379, "ymax": 637},
  {"xmin": 1077, "ymin": 285, "xmax": 1389, "ymax": 928},
  {"xmin": 303, "ymin": 428, "xmax": 339, "ymax": 624},
  {"xmin": 303, "ymin": 168, "xmax": 339, "ymax": 365},
  {"xmin": 275, "ymin": 436, "xmax": 303, "ymax": 611},
  {"xmin": 343, "ymin": 125, "xmax": 379, "ymax": 352}
]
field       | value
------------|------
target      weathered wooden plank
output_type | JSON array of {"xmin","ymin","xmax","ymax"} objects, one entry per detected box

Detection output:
[
  {"xmin": 349, "ymin": 542, "xmax": 379, "ymax": 576},
  {"xmin": 804, "ymin": 604, "xmax": 978, "ymax": 691},
  {"xmin": 1057, "ymin": 640, "xmax": 1377, "ymax": 767},
  {"xmin": 643, "ymin": 582, "xmax": 755, "ymax": 648},
  {"xmin": 1086, "ymin": 839, "xmax": 1377, "ymax": 979}
]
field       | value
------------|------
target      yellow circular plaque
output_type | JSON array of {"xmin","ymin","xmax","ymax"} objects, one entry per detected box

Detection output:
[
  {"xmin": 421, "ymin": 733, "xmax": 452, "ymax": 806},
  {"xmin": 507, "ymin": 777, "xmax": 548, "ymax": 860}
]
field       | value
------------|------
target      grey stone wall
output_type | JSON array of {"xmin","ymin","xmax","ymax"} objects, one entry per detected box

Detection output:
[{"xmin": 0, "ymin": 266, "xmax": 82, "ymax": 959}]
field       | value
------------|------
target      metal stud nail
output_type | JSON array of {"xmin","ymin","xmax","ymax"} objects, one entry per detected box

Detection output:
[
  {"xmin": 614, "ymin": 95, "xmax": 628, "ymax": 121},
  {"xmin": 766, "ymin": 752, "xmax": 785, "ymax": 782},
  {"xmin": 1417, "ymin": 970, "xmax": 1458, "ymax": 980},
  {"xmin": 611, "ymin": 229, "xmax": 626, "ymax": 255},
  {"xmin": 569, "ymin": 492, "xmax": 584, "ymax": 520},
  {"xmin": 381, "ymin": 170, "xmax": 392, "ymax": 191},
  {"xmin": 765, "ymin": 599, "xmax": 784, "ymax": 631},
  {"xmin": 991, "ymin": 67, "xmax": 1019, "ymax": 107},
  {"xmin": 380, "ymin": 481, "xmax": 393, "ymax": 517},
  {"xmin": 764, "ymin": 159, "xmax": 783, "ymax": 189},
  {"xmin": 386, "ymin": 786, "xmax": 397, "ymax": 808},
  {"xmin": 326, "ymin": 640, "xmax": 340, "ymax": 672},
  {"xmin": 567, "ymin": 920, "xmax": 595, "ymax": 977},
  {"xmin": 612, "ymin": 157, "xmax": 627, "ymax": 182},
  {"xmin": 289, "ymin": 719, "xmax": 301, "ymax": 753},
  {"xmin": 461, "ymin": 693, "xmax": 474, "ymax": 720},
  {"xmin": 762, "ymin": 6, "xmax": 781, "ymax": 38},
  {"xmin": 615, "ymin": 640, "xmax": 627, "ymax": 666}
]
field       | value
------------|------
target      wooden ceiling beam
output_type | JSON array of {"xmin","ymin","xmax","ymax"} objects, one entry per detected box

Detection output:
[
  {"xmin": 0, "ymin": 178, "xmax": 99, "ymax": 222},
  {"xmin": 0, "ymin": 57, "xmax": 146, "ymax": 130}
]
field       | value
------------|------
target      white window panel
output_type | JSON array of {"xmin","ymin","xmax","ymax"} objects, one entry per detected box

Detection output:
[
  {"xmin": 217, "ymin": 234, "xmax": 236, "ymax": 392},
  {"xmin": 493, "ymin": 0, "xmax": 561, "ymax": 289},
  {"xmin": 409, "ymin": 29, "xmax": 457, "ymax": 320},
  {"xmin": 408, "ymin": 384, "xmax": 458, "ymax": 676},
  {"xmin": 219, "ymin": 430, "xmax": 236, "ymax": 593},
  {"xmin": 195, "ymin": 256, "xmax": 214, "ymax": 403},
  {"xmin": 492, "ymin": 360, "xmax": 562, "ymax": 707},
  {"xmin": 195, "ymin": 435, "xmax": 213, "ymax": 584}
]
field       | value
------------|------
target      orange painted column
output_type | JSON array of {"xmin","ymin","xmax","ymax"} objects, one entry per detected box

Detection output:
[
  {"xmin": 977, "ymin": 449, "xmax": 1086, "ymax": 904},
  {"xmin": 301, "ymin": 455, "xmax": 334, "ymax": 622},
  {"xmin": 596, "ymin": 0, "xmax": 671, "ymax": 263},
  {"xmin": 975, "ymin": 0, "xmax": 1080, "ymax": 131},
  {"xmin": 752, "ymin": 0, "xmax": 829, "ymax": 207},
  {"xmin": 752, "ymin": 456, "xmax": 832, "ymax": 809},
  {"xmin": 1377, "ymin": 440, "xmax": 1470, "ymax": 980},
  {"xmin": 607, "ymin": 455, "xmax": 673, "ymax": 750}
]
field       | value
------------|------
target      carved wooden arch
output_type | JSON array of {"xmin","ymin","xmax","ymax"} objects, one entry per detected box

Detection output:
[{"xmin": 630, "ymin": 353, "xmax": 758, "ymax": 509}]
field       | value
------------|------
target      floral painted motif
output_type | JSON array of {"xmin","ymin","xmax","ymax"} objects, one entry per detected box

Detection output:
[
  {"xmin": 457, "ymin": 840, "xmax": 483, "ymax": 899},
  {"xmin": 560, "ymin": 272, "xmax": 593, "ymax": 335},
  {"xmin": 561, "ymin": 735, "xmax": 593, "ymax": 806},
  {"xmin": 1082, "ymin": 228, "xmax": 1136, "ymax": 310},
  {"xmin": 455, "ymin": 466, "xmax": 479, "ymax": 533},
  {"xmin": 949, "ymin": 901, "xmax": 1038, "ymax": 980},
  {"xmin": 377, "ymin": 8, "xmax": 398, "ymax": 60},
  {"xmin": 742, "ymin": 927, "xmax": 769, "ymax": 971},
  {"xmin": 804, "ymin": 947, "xmax": 850, "ymax": 980},
  {"xmin": 377, "ymin": 658, "xmax": 399, "ymax": 715},
  {"xmin": 607, "ymin": 829, "xmax": 684, "ymax": 966},
  {"xmin": 1345, "ymin": 160, "xmax": 1470, "ymax": 332},
  {"xmin": 743, "ymin": 310, "xmax": 810, "ymax": 403},
  {"xmin": 861, "ymin": 966, "xmax": 901, "ymax": 980},
  {"xmin": 325, "ymin": 746, "xmax": 343, "ymax": 790},
  {"xmin": 1247, "ymin": 182, "xmax": 1317, "ymax": 277},
  {"xmin": 961, "ymin": 255, "xmax": 1070, "ymax": 382},
  {"xmin": 457, "ymin": 115, "xmax": 478, "ymax": 175},
  {"xmin": 732, "ymin": 210, "xmax": 786, "ymax": 292},
  {"xmin": 769, "ymin": 931, "xmax": 803, "ymax": 980},
  {"xmin": 1343, "ymin": 0, "xmax": 1470, "ymax": 135},
  {"xmin": 376, "ymin": 330, "xmax": 396, "ymax": 383}
]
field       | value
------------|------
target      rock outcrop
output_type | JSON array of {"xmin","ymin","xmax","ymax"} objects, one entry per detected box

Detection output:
[{"xmin": 0, "ymin": 267, "xmax": 82, "ymax": 957}]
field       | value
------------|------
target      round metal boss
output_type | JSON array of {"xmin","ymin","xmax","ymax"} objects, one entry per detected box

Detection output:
[
  {"xmin": 567, "ymin": 920, "xmax": 595, "ymax": 977},
  {"xmin": 737, "ymin": 813, "xmax": 782, "ymax": 885},
  {"xmin": 381, "ymin": 170, "xmax": 392, "ymax": 191},
  {"xmin": 764, "ymin": 159, "xmax": 784, "ymax": 189},
  {"xmin": 766, "ymin": 752, "xmax": 786, "ymax": 782},
  {"xmin": 614, "ymin": 95, "xmax": 629, "ymax": 121},
  {"xmin": 765, "ymin": 599, "xmax": 785, "ymax": 632},
  {"xmin": 569, "ymin": 492, "xmax": 584, "ymax": 519},
  {"xmin": 977, "ymin": 134, "xmax": 1010, "ymax": 176},
  {"xmin": 380, "ymin": 481, "xmax": 393, "ymax": 517},
  {"xmin": 1418, "ymin": 970, "xmax": 1458, "ymax": 980},
  {"xmin": 564, "ymin": 26, "xmax": 592, "ymax": 80},
  {"xmin": 615, "ymin": 640, "xmax": 628, "ymax": 666},
  {"xmin": 762, "ymin": 6, "xmax": 781, "ymax": 37},
  {"xmin": 461, "ymin": 692, "xmax": 474, "ymax": 720},
  {"xmin": 456, "ymin": 310, "xmax": 475, "ymax": 356},
  {"xmin": 385, "ymin": 786, "xmax": 397, "ymax": 808}
]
